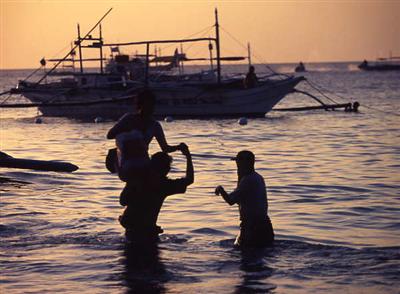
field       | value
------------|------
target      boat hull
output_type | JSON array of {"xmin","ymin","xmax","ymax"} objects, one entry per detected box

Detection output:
[
  {"xmin": 358, "ymin": 64, "xmax": 400, "ymax": 71},
  {"xmin": 20, "ymin": 76, "xmax": 304, "ymax": 120}
]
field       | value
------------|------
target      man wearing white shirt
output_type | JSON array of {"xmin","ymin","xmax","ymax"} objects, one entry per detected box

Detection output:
[{"xmin": 215, "ymin": 150, "xmax": 274, "ymax": 247}]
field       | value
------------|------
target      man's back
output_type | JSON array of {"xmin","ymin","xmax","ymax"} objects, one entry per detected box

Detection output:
[
  {"xmin": 231, "ymin": 171, "xmax": 268, "ymax": 226},
  {"xmin": 234, "ymin": 171, "xmax": 274, "ymax": 246},
  {"xmin": 121, "ymin": 176, "xmax": 188, "ymax": 232}
]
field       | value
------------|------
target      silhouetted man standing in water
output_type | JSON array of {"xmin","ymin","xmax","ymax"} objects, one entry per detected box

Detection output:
[
  {"xmin": 119, "ymin": 143, "xmax": 194, "ymax": 244},
  {"xmin": 215, "ymin": 150, "xmax": 274, "ymax": 247}
]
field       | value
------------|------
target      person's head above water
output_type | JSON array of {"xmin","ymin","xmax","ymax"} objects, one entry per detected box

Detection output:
[
  {"xmin": 231, "ymin": 150, "xmax": 255, "ymax": 175},
  {"xmin": 136, "ymin": 89, "xmax": 156, "ymax": 118},
  {"xmin": 249, "ymin": 66, "xmax": 255, "ymax": 73},
  {"xmin": 151, "ymin": 151, "xmax": 172, "ymax": 176}
]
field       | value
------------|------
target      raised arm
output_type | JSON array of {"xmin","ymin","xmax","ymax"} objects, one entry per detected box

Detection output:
[
  {"xmin": 154, "ymin": 121, "xmax": 181, "ymax": 153},
  {"xmin": 215, "ymin": 175, "xmax": 250, "ymax": 206},
  {"xmin": 215, "ymin": 186, "xmax": 236, "ymax": 205},
  {"xmin": 180, "ymin": 143, "xmax": 194, "ymax": 186},
  {"xmin": 107, "ymin": 113, "xmax": 132, "ymax": 139}
]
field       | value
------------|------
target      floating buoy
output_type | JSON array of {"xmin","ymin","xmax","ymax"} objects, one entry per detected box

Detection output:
[
  {"xmin": 238, "ymin": 117, "xmax": 248, "ymax": 125},
  {"xmin": 34, "ymin": 117, "xmax": 42, "ymax": 124},
  {"xmin": 164, "ymin": 116, "xmax": 174, "ymax": 122},
  {"xmin": 94, "ymin": 117, "xmax": 104, "ymax": 123}
]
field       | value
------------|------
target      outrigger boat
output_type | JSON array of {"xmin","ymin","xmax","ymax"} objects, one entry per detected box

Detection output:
[
  {"xmin": 10, "ymin": 9, "xmax": 304, "ymax": 119},
  {"xmin": 358, "ymin": 56, "xmax": 400, "ymax": 71}
]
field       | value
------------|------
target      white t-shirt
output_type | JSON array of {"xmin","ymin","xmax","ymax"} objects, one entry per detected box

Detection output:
[{"xmin": 228, "ymin": 171, "xmax": 268, "ymax": 226}]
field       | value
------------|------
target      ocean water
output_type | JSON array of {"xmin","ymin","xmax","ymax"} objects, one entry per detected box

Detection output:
[{"xmin": 1, "ymin": 63, "xmax": 399, "ymax": 293}]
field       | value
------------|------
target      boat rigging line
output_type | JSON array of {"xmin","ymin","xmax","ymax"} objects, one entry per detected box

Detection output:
[
  {"xmin": 304, "ymin": 79, "xmax": 342, "ymax": 104},
  {"xmin": 19, "ymin": 43, "xmax": 75, "ymax": 85},
  {"xmin": 155, "ymin": 25, "xmax": 215, "ymax": 54},
  {"xmin": 0, "ymin": 93, "xmax": 13, "ymax": 105},
  {"xmin": 219, "ymin": 25, "xmax": 288, "ymax": 78},
  {"xmin": 273, "ymin": 87, "xmax": 359, "ymax": 112},
  {"xmin": 360, "ymin": 103, "xmax": 400, "ymax": 117},
  {"xmin": 35, "ymin": 8, "xmax": 113, "ymax": 86},
  {"xmin": 0, "ymin": 90, "xmax": 11, "ymax": 96},
  {"xmin": 302, "ymin": 80, "xmax": 399, "ymax": 116}
]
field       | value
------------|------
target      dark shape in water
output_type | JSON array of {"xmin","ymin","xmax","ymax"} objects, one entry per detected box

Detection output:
[
  {"xmin": 0, "ymin": 151, "xmax": 78, "ymax": 172},
  {"xmin": 234, "ymin": 247, "xmax": 276, "ymax": 293},
  {"xmin": 122, "ymin": 242, "xmax": 167, "ymax": 293}
]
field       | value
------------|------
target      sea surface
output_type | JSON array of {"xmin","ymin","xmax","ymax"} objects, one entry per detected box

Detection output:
[{"xmin": 1, "ymin": 63, "xmax": 399, "ymax": 293}]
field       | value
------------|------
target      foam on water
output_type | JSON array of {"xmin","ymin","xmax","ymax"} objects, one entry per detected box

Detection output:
[{"xmin": 1, "ymin": 64, "xmax": 400, "ymax": 293}]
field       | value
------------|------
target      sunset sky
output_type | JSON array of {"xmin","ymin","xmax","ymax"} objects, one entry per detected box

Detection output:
[{"xmin": 1, "ymin": 0, "xmax": 400, "ymax": 69}]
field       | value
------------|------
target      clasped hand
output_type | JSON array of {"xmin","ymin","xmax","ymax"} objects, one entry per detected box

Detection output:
[
  {"xmin": 178, "ymin": 142, "xmax": 190, "ymax": 156},
  {"xmin": 215, "ymin": 185, "xmax": 225, "ymax": 196}
]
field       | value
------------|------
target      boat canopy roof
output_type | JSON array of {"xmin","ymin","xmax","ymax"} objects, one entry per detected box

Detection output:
[{"xmin": 103, "ymin": 37, "xmax": 216, "ymax": 47}]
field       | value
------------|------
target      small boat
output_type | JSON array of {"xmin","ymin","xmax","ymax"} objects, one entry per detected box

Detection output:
[
  {"xmin": 0, "ymin": 152, "xmax": 78, "ymax": 172},
  {"xmin": 8, "ymin": 9, "xmax": 305, "ymax": 119},
  {"xmin": 358, "ymin": 57, "xmax": 400, "ymax": 71},
  {"xmin": 295, "ymin": 62, "xmax": 306, "ymax": 72}
]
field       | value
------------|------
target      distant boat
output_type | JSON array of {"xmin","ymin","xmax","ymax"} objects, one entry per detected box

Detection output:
[
  {"xmin": 295, "ymin": 62, "xmax": 306, "ymax": 72},
  {"xmin": 358, "ymin": 57, "xmax": 400, "ymax": 71}
]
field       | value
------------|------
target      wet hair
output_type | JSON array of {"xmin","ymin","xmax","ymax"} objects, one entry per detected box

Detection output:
[
  {"xmin": 136, "ymin": 89, "xmax": 156, "ymax": 111},
  {"xmin": 151, "ymin": 152, "xmax": 172, "ymax": 176},
  {"xmin": 249, "ymin": 66, "xmax": 255, "ymax": 72},
  {"xmin": 232, "ymin": 150, "xmax": 255, "ymax": 166}
]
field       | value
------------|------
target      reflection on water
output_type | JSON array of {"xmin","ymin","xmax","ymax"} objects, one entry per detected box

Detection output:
[
  {"xmin": 122, "ymin": 243, "xmax": 167, "ymax": 293},
  {"xmin": 234, "ymin": 247, "xmax": 275, "ymax": 293},
  {"xmin": 1, "ymin": 66, "xmax": 400, "ymax": 293}
]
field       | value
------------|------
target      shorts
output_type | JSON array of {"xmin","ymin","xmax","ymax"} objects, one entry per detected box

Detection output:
[{"xmin": 235, "ymin": 217, "xmax": 274, "ymax": 247}]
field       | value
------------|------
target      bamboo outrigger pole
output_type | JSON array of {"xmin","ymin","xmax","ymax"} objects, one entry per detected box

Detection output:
[
  {"xmin": 35, "ymin": 8, "xmax": 113, "ymax": 85},
  {"xmin": 104, "ymin": 37, "xmax": 216, "ymax": 47}
]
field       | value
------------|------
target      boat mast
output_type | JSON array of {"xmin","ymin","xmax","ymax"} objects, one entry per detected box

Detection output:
[
  {"xmin": 77, "ymin": 24, "xmax": 83, "ymax": 73},
  {"xmin": 180, "ymin": 43, "xmax": 184, "ymax": 74},
  {"xmin": 154, "ymin": 46, "xmax": 158, "ymax": 67},
  {"xmin": 145, "ymin": 42, "xmax": 150, "ymax": 85},
  {"xmin": 215, "ymin": 8, "xmax": 221, "ymax": 84},
  {"xmin": 99, "ymin": 24, "xmax": 104, "ymax": 74},
  {"xmin": 208, "ymin": 39, "xmax": 214, "ymax": 70},
  {"xmin": 247, "ymin": 42, "xmax": 252, "ymax": 67}
]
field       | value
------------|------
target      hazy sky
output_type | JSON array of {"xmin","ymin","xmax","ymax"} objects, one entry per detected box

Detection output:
[{"xmin": 1, "ymin": 0, "xmax": 400, "ymax": 69}]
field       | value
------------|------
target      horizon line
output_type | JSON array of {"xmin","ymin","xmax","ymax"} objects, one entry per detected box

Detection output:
[{"xmin": 0, "ymin": 59, "xmax": 366, "ymax": 71}]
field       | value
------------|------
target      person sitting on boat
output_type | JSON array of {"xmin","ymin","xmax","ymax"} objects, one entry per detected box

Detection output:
[
  {"xmin": 215, "ymin": 150, "xmax": 274, "ymax": 247},
  {"xmin": 358, "ymin": 60, "xmax": 369, "ymax": 70},
  {"xmin": 119, "ymin": 144, "xmax": 194, "ymax": 244},
  {"xmin": 295, "ymin": 62, "xmax": 306, "ymax": 72},
  {"xmin": 107, "ymin": 89, "xmax": 183, "ymax": 181},
  {"xmin": 243, "ymin": 66, "xmax": 258, "ymax": 88}
]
